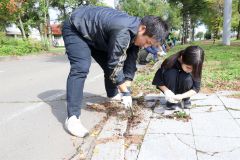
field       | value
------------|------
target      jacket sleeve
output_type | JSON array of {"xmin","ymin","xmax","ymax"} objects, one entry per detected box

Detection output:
[
  {"xmin": 152, "ymin": 67, "xmax": 166, "ymax": 89},
  {"xmin": 192, "ymin": 79, "xmax": 201, "ymax": 93},
  {"xmin": 108, "ymin": 29, "xmax": 131, "ymax": 85},
  {"xmin": 123, "ymin": 45, "xmax": 139, "ymax": 81}
]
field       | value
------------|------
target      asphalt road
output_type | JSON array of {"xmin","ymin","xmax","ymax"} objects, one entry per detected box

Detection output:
[{"xmin": 0, "ymin": 54, "xmax": 107, "ymax": 160}]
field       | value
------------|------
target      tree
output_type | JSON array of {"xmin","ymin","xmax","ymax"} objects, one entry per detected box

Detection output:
[
  {"xmin": 196, "ymin": 31, "xmax": 204, "ymax": 40},
  {"xmin": 236, "ymin": 0, "xmax": 240, "ymax": 39},
  {"xmin": 0, "ymin": 0, "xmax": 14, "ymax": 31},
  {"xmin": 120, "ymin": 0, "xmax": 182, "ymax": 30},
  {"xmin": 50, "ymin": 0, "xmax": 104, "ymax": 21},
  {"xmin": 0, "ymin": 0, "xmax": 26, "ymax": 38},
  {"xmin": 201, "ymin": 0, "xmax": 224, "ymax": 43},
  {"xmin": 36, "ymin": 0, "xmax": 52, "ymax": 50},
  {"xmin": 168, "ymin": 0, "xmax": 207, "ymax": 44}
]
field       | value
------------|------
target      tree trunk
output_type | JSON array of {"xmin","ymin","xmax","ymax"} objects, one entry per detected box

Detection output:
[
  {"xmin": 181, "ymin": 15, "xmax": 184, "ymax": 45},
  {"xmin": 191, "ymin": 20, "xmax": 195, "ymax": 42},
  {"xmin": 18, "ymin": 14, "xmax": 26, "ymax": 39},
  {"xmin": 213, "ymin": 17, "xmax": 218, "ymax": 44},
  {"xmin": 237, "ymin": 20, "xmax": 240, "ymax": 40},
  {"xmin": 63, "ymin": 0, "xmax": 67, "ymax": 19},
  {"xmin": 43, "ymin": 0, "xmax": 49, "ymax": 50},
  {"xmin": 37, "ymin": 25, "xmax": 44, "ymax": 42},
  {"xmin": 47, "ymin": 1, "xmax": 52, "ymax": 47},
  {"xmin": 47, "ymin": 23, "xmax": 52, "ymax": 47},
  {"xmin": 182, "ymin": 13, "xmax": 188, "ymax": 44},
  {"xmin": 186, "ymin": 13, "xmax": 190, "ymax": 42},
  {"xmin": 192, "ymin": 27, "xmax": 195, "ymax": 42}
]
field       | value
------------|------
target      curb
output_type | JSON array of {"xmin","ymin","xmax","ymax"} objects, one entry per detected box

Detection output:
[
  {"xmin": 0, "ymin": 56, "xmax": 20, "ymax": 62},
  {"xmin": 0, "ymin": 53, "xmax": 65, "ymax": 62}
]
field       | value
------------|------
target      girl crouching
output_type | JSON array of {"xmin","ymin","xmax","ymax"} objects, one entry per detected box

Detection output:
[{"xmin": 152, "ymin": 46, "xmax": 204, "ymax": 109}]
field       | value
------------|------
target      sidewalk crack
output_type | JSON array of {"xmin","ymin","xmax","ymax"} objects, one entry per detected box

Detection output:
[
  {"xmin": 217, "ymin": 94, "xmax": 240, "ymax": 129},
  {"xmin": 190, "ymin": 116, "xmax": 199, "ymax": 160},
  {"xmin": 134, "ymin": 110, "xmax": 154, "ymax": 160}
]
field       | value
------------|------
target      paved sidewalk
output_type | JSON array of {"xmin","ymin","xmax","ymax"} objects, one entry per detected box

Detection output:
[
  {"xmin": 75, "ymin": 91, "xmax": 240, "ymax": 160},
  {"xmin": 138, "ymin": 91, "xmax": 240, "ymax": 160}
]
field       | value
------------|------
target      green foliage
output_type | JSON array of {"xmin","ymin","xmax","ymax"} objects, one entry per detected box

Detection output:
[
  {"xmin": 167, "ymin": 41, "xmax": 240, "ymax": 90},
  {"xmin": 204, "ymin": 31, "xmax": 212, "ymax": 40},
  {"xmin": 174, "ymin": 111, "xmax": 189, "ymax": 119},
  {"xmin": 0, "ymin": 0, "xmax": 20, "ymax": 30},
  {"xmin": 137, "ymin": 40, "xmax": 240, "ymax": 91},
  {"xmin": 0, "ymin": 34, "xmax": 45, "ymax": 56},
  {"xmin": 120, "ymin": 0, "xmax": 182, "ymax": 30},
  {"xmin": 167, "ymin": 0, "xmax": 208, "ymax": 43},
  {"xmin": 232, "ymin": 0, "xmax": 240, "ymax": 32},
  {"xmin": 196, "ymin": 32, "xmax": 204, "ymax": 40},
  {"xmin": 133, "ymin": 67, "xmax": 159, "ymax": 94},
  {"xmin": 51, "ymin": 0, "xmax": 102, "ymax": 21}
]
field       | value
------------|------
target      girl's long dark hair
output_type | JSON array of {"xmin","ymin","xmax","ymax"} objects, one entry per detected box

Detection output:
[{"xmin": 161, "ymin": 46, "xmax": 205, "ymax": 81}]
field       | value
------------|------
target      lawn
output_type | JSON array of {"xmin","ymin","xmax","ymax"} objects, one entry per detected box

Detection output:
[{"xmin": 133, "ymin": 40, "xmax": 240, "ymax": 94}]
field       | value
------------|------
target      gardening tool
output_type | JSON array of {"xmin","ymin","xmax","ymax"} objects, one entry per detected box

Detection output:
[
  {"xmin": 180, "ymin": 100, "xmax": 185, "ymax": 110},
  {"xmin": 129, "ymin": 106, "xmax": 134, "ymax": 118}
]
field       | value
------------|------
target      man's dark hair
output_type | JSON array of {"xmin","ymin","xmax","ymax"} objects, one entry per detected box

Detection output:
[{"xmin": 141, "ymin": 16, "xmax": 169, "ymax": 41}]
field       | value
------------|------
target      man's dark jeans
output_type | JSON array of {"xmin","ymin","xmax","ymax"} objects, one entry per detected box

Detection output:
[{"xmin": 62, "ymin": 19, "xmax": 118, "ymax": 118}]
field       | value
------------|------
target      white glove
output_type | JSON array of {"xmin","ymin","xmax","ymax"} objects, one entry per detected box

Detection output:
[
  {"xmin": 173, "ymin": 94, "xmax": 184, "ymax": 101},
  {"xmin": 121, "ymin": 92, "xmax": 132, "ymax": 109},
  {"xmin": 164, "ymin": 90, "xmax": 178, "ymax": 103}
]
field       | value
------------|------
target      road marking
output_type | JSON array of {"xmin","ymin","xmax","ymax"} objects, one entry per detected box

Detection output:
[
  {"xmin": 0, "ymin": 91, "xmax": 66, "ymax": 126},
  {"xmin": 0, "ymin": 73, "xmax": 104, "ymax": 126}
]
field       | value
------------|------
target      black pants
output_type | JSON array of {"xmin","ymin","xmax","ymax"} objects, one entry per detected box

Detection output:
[
  {"xmin": 62, "ymin": 19, "xmax": 118, "ymax": 118},
  {"xmin": 163, "ymin": 69, "xmax": 193, "ymax": 95}
]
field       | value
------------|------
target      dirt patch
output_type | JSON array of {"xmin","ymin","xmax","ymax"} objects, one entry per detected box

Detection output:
[
  {"xmin": 230, "ymin": 41, "xmax": 240, "ymax": 46},
  {"xmin": 164, "ymin": 111, "xmax": 192, "ymax": 122},
  {"xmin": 87, "ymin": 100, "xmax": 146, "ymax": 149},
  {"xmin": 95, "ymin": 136, "xmax": 123, "ymax": 144},
  {"xmin": 226, "ymin": 93, "xmax": 240, "ymax": 99},
  {"xmin": 124, "ymin": 135, "xmax": 144, "ymax": 149},
  {"xmin": 86, "ymin": 102, "xmax": 126, "ymax": 118},
  {"xmin": 129, "ymin": 105, "xmax": 144, "ymax": 125},
  {"xmin": 200, "ymin": 87, "xmax": 215, "ymax": 94},
  {"xmin": 210, "ymin": 80, "xmax": 240, "ymax": 91}
]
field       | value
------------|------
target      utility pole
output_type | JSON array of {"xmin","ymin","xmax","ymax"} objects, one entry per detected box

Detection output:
[{"xmin": 222, "ymin": 0, "xmax": 232, "ymax": 45}]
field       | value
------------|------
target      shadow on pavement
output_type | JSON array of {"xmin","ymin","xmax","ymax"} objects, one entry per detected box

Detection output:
[{"xmin": 38, "ymin": 90, "xmax": 107, "ymax": 131}]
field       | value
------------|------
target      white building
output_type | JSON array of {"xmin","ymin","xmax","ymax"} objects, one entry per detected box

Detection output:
[{"xmin": 5, "ymin": 24, "xmax": 21, "ymax": 38}]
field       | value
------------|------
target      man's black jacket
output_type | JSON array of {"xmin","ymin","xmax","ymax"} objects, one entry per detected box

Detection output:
[{"xmin": 70, "ymin": 5, "xmax": 141, "ymax": 85}]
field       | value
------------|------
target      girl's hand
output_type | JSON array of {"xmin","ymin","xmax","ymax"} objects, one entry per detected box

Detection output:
[
  {"xmin": 173, "ymin": 94, "xmax": 184, "ymax": 101},
  {"xmin": 164, "ymin": 90, "xmax": 178, "ymax": 103}
]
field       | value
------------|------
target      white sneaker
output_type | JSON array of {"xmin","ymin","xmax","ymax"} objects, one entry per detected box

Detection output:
[
  {"xmin": 108, "ymin": 93, "xmax": 122, "ymax": 102},
  {"xmin": 65, "ymin": 115, "xmax": 89, "ymax": 137}
]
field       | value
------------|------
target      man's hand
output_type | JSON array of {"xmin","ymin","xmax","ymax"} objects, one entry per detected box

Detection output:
[
  {"xmin": 125, "ymin": 80, "xmax": 132, "ymax": 94},
  {"xmin": 121, "ymin": 91, "xmax": 132, "ymax": 109},
  {"xmin": 125, "ymin": 80, "xmax": 132, "ymax": 87},
  {"xmin": 118, "ymin": 81, "xmax": 133, "ymax": 109},
  {"xmin": 164, "ymin": 90, "xmax": 178, "ymax": 103}
]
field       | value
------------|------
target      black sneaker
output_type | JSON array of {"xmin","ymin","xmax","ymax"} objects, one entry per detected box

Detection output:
[
  {"xmin": 166, "ymin": 102, "xmax": 179, "ymax": 110},
  {"xmin": 183, "ymin": 99, "xmax": 191, "ymax": 109}
]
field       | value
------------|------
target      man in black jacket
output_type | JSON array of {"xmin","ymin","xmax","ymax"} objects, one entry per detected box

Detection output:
[{"xmin": 62, "ymin": 5, "xmax": 169, "ymax": 137}]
